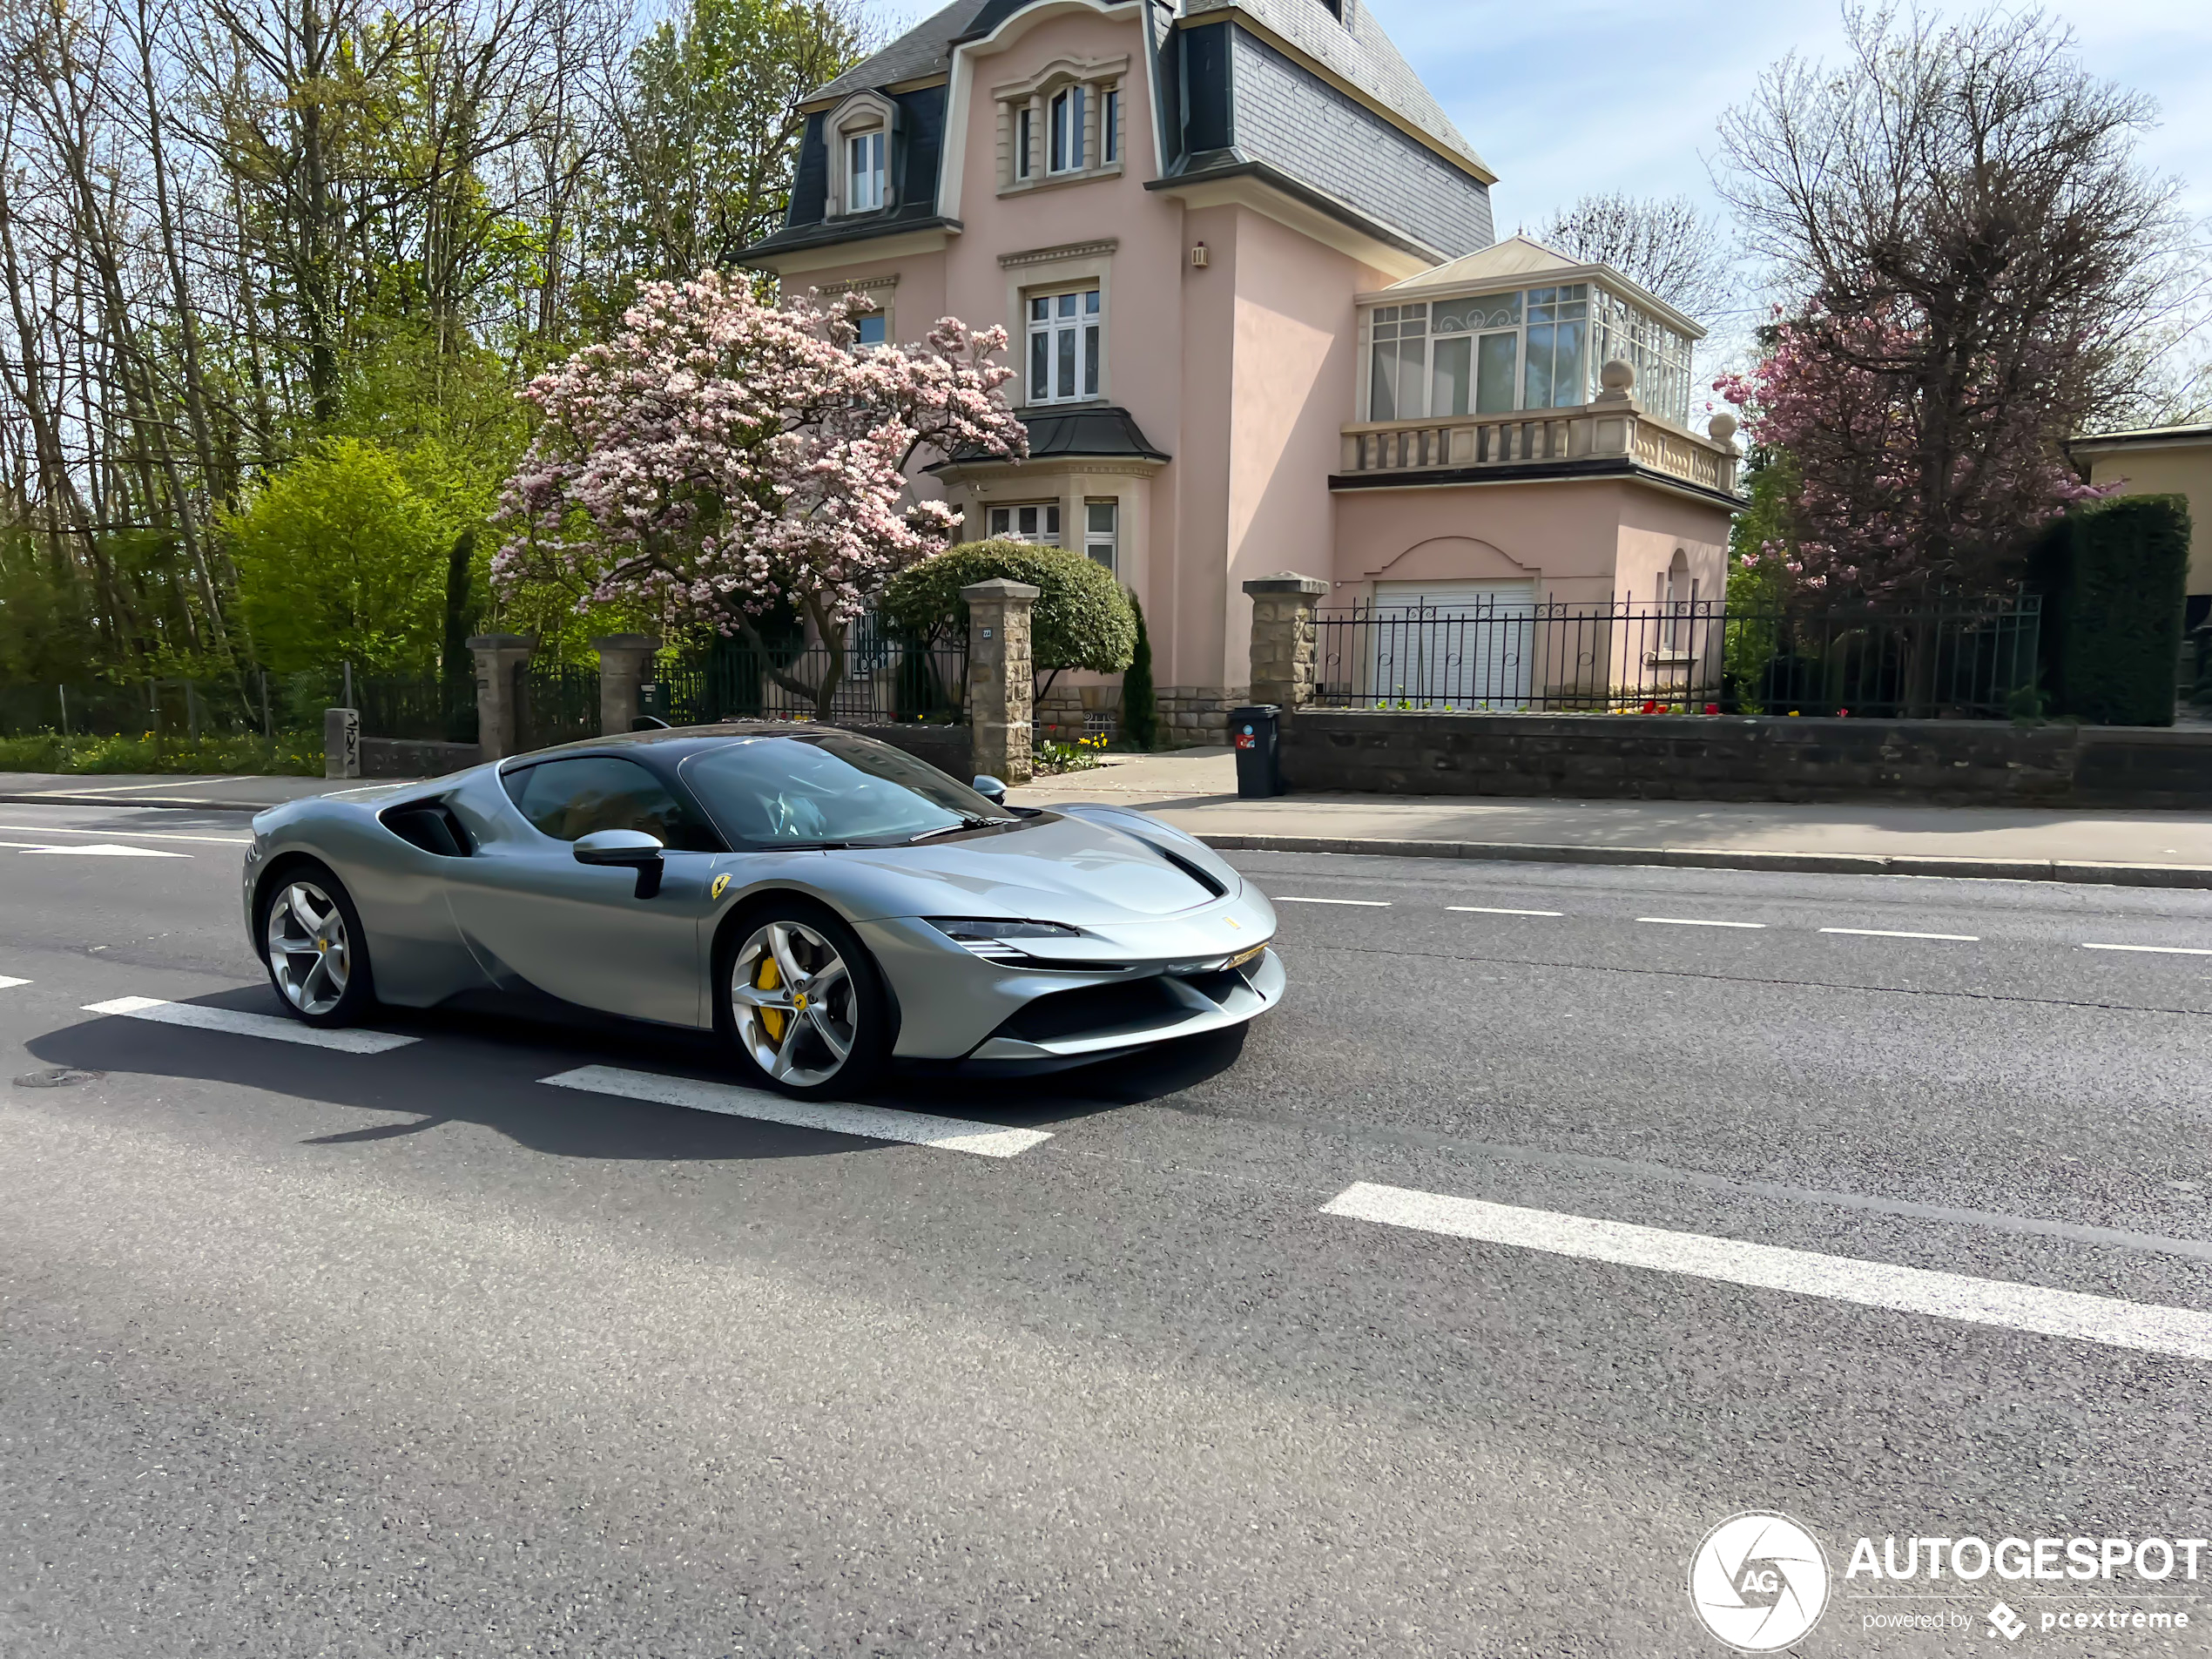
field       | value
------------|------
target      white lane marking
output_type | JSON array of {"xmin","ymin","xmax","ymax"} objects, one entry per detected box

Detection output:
[
  {"xmin": 1635, "ymin": 916, "xmax": 1765, "ymax": 929},
  {"xmin": 25, "ymin": 776, "xmax": 247, "ymax": 796},
  {"xmin": 21, "ymin": 842, "xmax": 191, "ymax": 858},
  {"xmin": 1322, "ymin": 1182, "xmax": 2212, "ymax": 1363},
  {"xmin": 1273, "ymin": 896, "xmax": 1393, "ymax": 907},
  {"xmin": 82, "ymin": 996, "xmax": 417, "ymax": 1053},
  {"xmin": 0, "ymin": 823, "xmax": 249, "ymax": 845},
  {"xmin": 0, "ymin": 975, "xmax": 29, "ymax": 988},
  {"xmin": 542, "ymin": 1064, "xmax": 1053, "ymax": 1158},
  {"xmin": 1447, "ymin": 906, "xmax": 1564, "ymax": 917},
  {"xmin": 2081, "ymin": 942, "xmax": 2212, "ymax": 956},
  {"xmin": 1821, "ymin": 927, "xmax": 1979, "ymax": 941}
]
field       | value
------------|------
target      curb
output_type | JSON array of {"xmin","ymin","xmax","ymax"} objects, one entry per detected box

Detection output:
[
  {"xmin": 0, "ymin": 792, "xmax": 286, "ymax": 810},
  {"xmin": 1192, "ymin": 833, "xmax": 2212, "ymax": 890}
]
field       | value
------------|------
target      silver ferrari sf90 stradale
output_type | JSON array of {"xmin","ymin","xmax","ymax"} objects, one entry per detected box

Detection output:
[{"xmin": 242, "ymin": 724, "xmax": 1282, "ymax": 1096}]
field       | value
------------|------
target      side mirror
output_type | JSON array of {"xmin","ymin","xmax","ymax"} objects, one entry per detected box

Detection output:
[
  {"xmin": 574, "ymin": 828, "xmax": 665, "ymax": 898},
  {"xmin": 972, "ymin": 774, "xmax": 1008, "ymax": 806}
]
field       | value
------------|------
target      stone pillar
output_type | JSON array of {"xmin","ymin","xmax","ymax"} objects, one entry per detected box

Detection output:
[
  {"xmin": 1243, "ymin": 574, "xmax": 1330, "ymax": 713},
  {"xmin": 468, "ymin": 633, "xmax": 536, "ymax": 760},
  {"xmin": 592, "ymin": 634, "xmax": 661, "ymax": 735},
  {"xmin": 323, "ymin": 706, "xmax": 360, "ymax": 779},
  {"xmin": 963, "ymin": 577, "xmax": 1040, "ymax": 786}
]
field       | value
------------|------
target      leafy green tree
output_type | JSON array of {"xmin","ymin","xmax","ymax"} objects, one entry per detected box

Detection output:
[
  {"xmin": 604, "ymin": 0, "xmax": 865, "ymax": 294},
  {"xmin": 881, "ymin": 540, "xmax": 1136, "ymax": 702},
  {"xmin": 225, "ymin": 440, "xmax": 454, "ymax": 675}
]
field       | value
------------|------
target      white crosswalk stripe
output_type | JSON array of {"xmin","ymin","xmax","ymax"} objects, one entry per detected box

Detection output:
[
  {"xmin": 541, "ymin": 1063, "xmax": 1052, "ymax": 1157},
  {"xmin": 1322, "ymin": 1182, "xmax": 2212, "ymax": 1363},
  {"xmin": 83, "ymin": 995, "xmax": 417, "ymax": 1053}
]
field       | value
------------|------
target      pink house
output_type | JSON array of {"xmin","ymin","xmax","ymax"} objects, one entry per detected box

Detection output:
[{"xmin": 743, "ymin": 0, "xmax": 1741, "ymax": 741}]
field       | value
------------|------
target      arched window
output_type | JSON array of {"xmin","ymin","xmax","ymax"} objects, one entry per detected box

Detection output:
[{"xmin": 1662, "ymin": 550, "xmax": 1696, "ymax": 650}]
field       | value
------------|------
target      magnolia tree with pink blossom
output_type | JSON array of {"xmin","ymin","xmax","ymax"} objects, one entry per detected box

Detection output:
[
  {"xmin": 1715, "ymin": 309, "xmax": 2104, "ymax": 600},
  {"xmin": 493, "ymin": 272, "xmax": 1027, "ymax": 715}
]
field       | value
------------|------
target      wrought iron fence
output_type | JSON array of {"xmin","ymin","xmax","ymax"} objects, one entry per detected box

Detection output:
[
  {"xmin": 646, "ymin": 615, "xmax": 965, "ymax": 727},
  {"xmin": 354, "ymin": 674, "xmax": 479, "ymax": 745},
  {"xmin": 0, "ymin": 671, "xmax": 293, "ymax": 738},
  {"xmin": 1311, "ymin": 596, "xmax": 2043, "ymax": 718},
  {"xmin": 523, "ymin": 661, "xmax": 601, "ymax": 749}
]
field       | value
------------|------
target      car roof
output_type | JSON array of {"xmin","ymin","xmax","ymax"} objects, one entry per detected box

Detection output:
[{"xmin": 504, "ymin": 722, "xmax": 887, "ymax": 767}]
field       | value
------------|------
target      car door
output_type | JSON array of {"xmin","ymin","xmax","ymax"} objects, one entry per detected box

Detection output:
[{"xmin": 442, "ymin": 753, "xmax": 723, "ymax": 1027}]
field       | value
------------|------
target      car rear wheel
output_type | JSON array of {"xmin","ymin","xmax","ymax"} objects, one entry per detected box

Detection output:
[
  {"xmin": 718, "ymin": 901, "xmax": 887, "ymax": 1097},
  {"xmin": 258, "ymin": 861, "xmax": 377, "ymax": 1027}
]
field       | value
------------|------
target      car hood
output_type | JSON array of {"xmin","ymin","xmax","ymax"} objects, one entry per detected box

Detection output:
[{"xmin": 825, "ymin": 811, "xmax": 1231, "ymax": 923}]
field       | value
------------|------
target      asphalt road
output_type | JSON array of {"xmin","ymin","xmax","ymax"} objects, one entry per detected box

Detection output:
[{"xmin": 3, "ymin": 800, "xmax": 2210, "ymax": 1656}]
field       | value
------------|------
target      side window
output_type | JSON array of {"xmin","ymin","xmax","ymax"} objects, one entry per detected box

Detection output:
[{"xmin": 501, "ymin": 757, "xmax": 719, "ymax": 851}]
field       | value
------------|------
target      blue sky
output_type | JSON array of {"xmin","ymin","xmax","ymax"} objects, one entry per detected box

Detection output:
[
  {"xmin": 1362, "ymin": 0, "xmax": 2212, "ymax": 385},
  {"xmin": 1372, "ymin": 0, "xmax": 2212, "ymax": 255}
]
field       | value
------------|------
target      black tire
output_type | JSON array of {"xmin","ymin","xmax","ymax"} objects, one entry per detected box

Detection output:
[
  {"xmin": 713, "ymin": 895, "xmax": 889, "ymax": 1098},
  {"xmin": 254, "ymin": 857, "xmax": 379, "ymax": 1028}
]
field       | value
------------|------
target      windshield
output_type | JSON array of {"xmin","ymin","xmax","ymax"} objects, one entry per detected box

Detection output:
[{"xmin": 679, "ymin": 732, "xmax": 1010, "ymax": 847}]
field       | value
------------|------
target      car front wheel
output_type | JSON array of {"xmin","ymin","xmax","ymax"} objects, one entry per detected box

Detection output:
[
  {"xmin": 257, "ymin": 861, "xmax": 377, "ymax": 1026},
  {"xmin": 717, "ymin": 900, "xmax": 887, "ymax": 1097}
]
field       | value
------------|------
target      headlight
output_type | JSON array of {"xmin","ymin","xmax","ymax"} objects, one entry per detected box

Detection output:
[{"xmin": 925, "ymin": 917, "xmax": 1082, "ymax": 960}]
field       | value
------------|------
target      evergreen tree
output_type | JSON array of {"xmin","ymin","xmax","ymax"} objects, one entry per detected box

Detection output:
[{"xmin": 1120, "ymin": 593, "xmax": 1159, "ymax": 752}]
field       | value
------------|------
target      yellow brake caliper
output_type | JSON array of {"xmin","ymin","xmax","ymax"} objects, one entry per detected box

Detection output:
[{"xmin": 756, "ymin": 954, "xmax": 786, "ymax": 1042}]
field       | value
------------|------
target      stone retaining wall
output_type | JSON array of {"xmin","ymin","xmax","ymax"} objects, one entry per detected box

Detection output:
[
  {"xmin": 361, "ymin": 737, "xmax": 482, "ymax": 779},
  {"xmin": 1278, "ymin": 711, "xmax": 2212, "ymax": 809},
  {"xmin": 1157, "ymin": 685, "xmax": 1245, "ymax": 748}
]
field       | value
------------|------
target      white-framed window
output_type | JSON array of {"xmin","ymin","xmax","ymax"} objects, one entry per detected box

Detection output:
[
  {"xmin": 1049, "ymin": 85, "xmax": 1084, "ymax": 172},
  {"xmin": 848, "ymin": 129, "xmax": 885, "ymax": 212},
  {"xmin": 987, "ymin": 503, "xmax": 1062, "ymax": 544},
  {"xmin": 1017, "ymin": 106, "xmax": 1033, "ymax": 179},
  {"xmin": 1103, "ymin": 88, "xmax": 1118, "ymax": 162},
  {"xmin": 1083, "ymin": 500, "xmax": 1117, "ymax": 573},
  {"xmin": 1027, "ymin": 286, "xmax": 1101, "ymax": 403},
  {"xmin": 1366, "ymin": 284, "xmax": 1666, "ymax": 422}
]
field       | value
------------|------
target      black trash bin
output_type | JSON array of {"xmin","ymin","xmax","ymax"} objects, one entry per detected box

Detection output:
[{"xmin": 1231, "ymin": 704, "xmax": 1284, "ymax": 798}]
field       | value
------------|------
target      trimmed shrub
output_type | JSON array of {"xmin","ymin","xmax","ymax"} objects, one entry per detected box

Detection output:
[
  {"xmin": 880, "ymin": 541, "xmax": 1136, "ymax": 687},
  {"xmin": 2032, "ymin": 495, "xmax": 2192, "ymax": 726},
  {"xmin": 1121, "ymin": 592, "xmax": 1159, "ymax": 751}
]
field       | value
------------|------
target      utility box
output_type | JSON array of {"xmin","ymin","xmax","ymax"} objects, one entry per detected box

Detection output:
[{"xmin": 1231, "ymin": 705, "xmax": 1284, "ymax": 798}]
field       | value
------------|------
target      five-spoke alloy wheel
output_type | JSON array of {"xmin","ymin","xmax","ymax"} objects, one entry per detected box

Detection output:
[
  {"xmin": 257, "ymin": 862, "xmax": 375, "ymax": 1026},
  {"xmin": 719, "ymin": 903, "xmax": 887, "ymax": 1096}
]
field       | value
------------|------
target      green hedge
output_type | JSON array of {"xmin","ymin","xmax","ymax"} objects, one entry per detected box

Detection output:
[
  {"xmin": 0, "ymin": 731, "xmax": 323, "ymax": 775},
  {"xmin": 2033, "ymin": 495, "xmax": 2193, "ymax": 726},
  {"xmin": 881, "ymin": 541, "xmax": 1136, "ymax": 676}
]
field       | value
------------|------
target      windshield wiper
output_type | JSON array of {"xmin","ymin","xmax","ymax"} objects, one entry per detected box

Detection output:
[{"xmin": 907, "ymin": 814, "xmax": 1017, "ymax": 843}]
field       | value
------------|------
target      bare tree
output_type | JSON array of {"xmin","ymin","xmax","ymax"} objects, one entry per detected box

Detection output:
[
  {"xmin": 1533, "ymin": 192, "xmax": 1735, "ymax": 326},
  {"xmin": 1714, "ymin": 3, "xmax": 2194, "ymax": 591}
]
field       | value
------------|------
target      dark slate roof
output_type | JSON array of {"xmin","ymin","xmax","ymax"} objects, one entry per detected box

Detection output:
[
  {"xmin": 932, "ymin": 405, "xmax": 1169, "ymax": 468},
  {"xmin": 813, "ymin": 0, "xmax": 990, "ymax": 101},
  {"xmin": 745, "ymin": 90, "xmax": 954, "ymax": 261},
  {"xmin": 1184, "ymin": 0, "xmax": 1484, "ymax": 175},
  {"xmin": 808, "ymin": 0, "xmax": 1486, "ymax": 183}
]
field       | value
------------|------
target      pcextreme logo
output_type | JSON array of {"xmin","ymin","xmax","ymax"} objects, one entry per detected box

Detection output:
[{"xmin": 1689, "ymin": 1511, "xmax": 1831, "ymax": 1651}]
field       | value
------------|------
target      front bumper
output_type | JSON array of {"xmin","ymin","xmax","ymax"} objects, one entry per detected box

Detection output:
[{"xmin": 857, "ymin": 898, "xmax": 1283, "ymax": 1062}]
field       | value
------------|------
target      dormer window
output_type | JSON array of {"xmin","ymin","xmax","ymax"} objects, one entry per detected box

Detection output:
[
  {"xmin": 824, "ymin": 92, "xmax": 899, "ymax": 219},
  {"xmin": 848, "ymin": 129, "xmax": 885, "ymax": 212}
]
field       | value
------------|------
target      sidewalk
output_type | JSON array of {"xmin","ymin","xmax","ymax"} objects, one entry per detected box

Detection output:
[
  {"xmin": 1009, "ymin": 748, "xmax": 2212, "ymax": 888},
  {"xmin": 9, "ymin": 758, "xmax": 2211, "ymax": 887}
]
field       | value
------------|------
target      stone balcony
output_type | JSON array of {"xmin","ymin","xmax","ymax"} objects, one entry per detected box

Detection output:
[{"xmin": 1332, "ymin": 371, "xmax": 1741, "ymax": 501}]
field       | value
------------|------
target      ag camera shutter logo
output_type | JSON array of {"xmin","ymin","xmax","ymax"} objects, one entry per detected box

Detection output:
[{"xmin": 1689, "ymin": 1512, "xmax": 1831, "ymax": 1650}]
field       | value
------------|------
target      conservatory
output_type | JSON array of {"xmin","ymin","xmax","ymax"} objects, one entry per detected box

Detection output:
[{"xmin": 1355, "ymin": 242, "xmax": 1698, "ymax": 429}]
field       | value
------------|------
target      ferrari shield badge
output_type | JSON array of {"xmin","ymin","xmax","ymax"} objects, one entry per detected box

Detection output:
[{"xmin": 711, "ymin": 873, "xmax": 731, "ymax": 900}]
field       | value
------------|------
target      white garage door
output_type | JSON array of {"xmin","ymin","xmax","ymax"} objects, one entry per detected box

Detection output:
[{"xmin": 1368, "ymin": 579, "xmax": 1537, "ymax": 708}]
